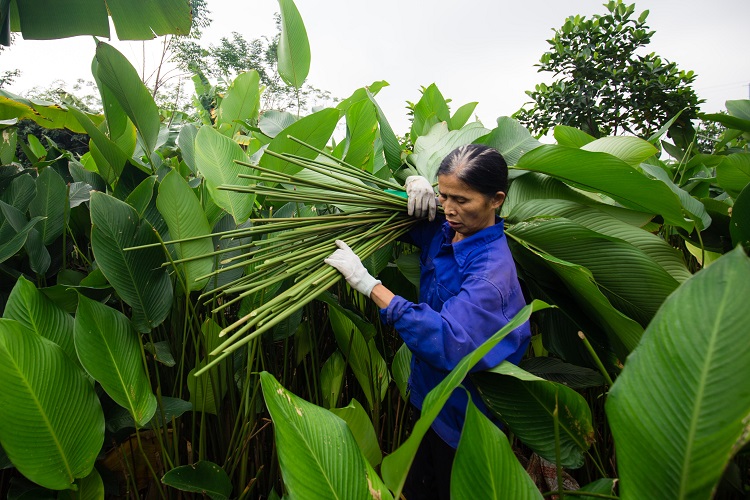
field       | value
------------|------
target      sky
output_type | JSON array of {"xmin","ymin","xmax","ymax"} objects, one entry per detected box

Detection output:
[{"xmin": 2, "ymin": 0, "xmax": 749, "ymax": 135}]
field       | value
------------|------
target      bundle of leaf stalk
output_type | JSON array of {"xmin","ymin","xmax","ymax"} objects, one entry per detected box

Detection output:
[{"xmin": 169, "ymin": 138, "xmax": 421, "ymax": 376}]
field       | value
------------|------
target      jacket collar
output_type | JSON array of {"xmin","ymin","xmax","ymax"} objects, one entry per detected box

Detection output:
[{"xmin": 441, "ymin": 216, "xmax": 505, "ymax": 268}]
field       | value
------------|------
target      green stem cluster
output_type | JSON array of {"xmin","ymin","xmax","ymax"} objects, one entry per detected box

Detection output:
[{"xmin": 134, "ymin": 137, "xmax": 424, "ymax": 377}]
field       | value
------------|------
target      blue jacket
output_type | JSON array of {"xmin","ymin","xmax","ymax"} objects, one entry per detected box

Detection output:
[{"xmin": 380, "ymin": 217, "xmax": 530, "ymax": 447}]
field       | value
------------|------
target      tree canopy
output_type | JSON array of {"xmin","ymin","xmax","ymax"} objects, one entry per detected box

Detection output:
[{"xmin": 515, "ymin": 1, "xmax": 702, "ymax": 140}]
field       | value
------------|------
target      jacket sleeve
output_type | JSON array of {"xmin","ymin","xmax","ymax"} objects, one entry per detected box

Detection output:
[{"xmin": 380, "ymin": 276, "xmax": 528, "ymax": 372}]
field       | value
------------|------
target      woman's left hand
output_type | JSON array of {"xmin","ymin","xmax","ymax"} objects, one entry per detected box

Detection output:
[{"xmin": 405, "ymin": 175, "xmax": 437, "ymax": 221}]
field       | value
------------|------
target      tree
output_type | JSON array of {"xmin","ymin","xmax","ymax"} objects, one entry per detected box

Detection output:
[
  {"xmin": 515, "ymin": 1, "xmax": 702, "ymax": 141},
  {"xmin": 173, "ymin": 15, "xmax": 334, "ymax": 115}
]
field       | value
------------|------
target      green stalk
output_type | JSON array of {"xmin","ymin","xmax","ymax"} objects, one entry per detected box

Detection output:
[
  {"xmin": 578, "ymin": 331, "xmax": 615, "ymax": 387},
  {"xmin": 195, "ymin": 274, "xmax": 341, "ymax": 377},
  {"xmin": 239, "ymin": 152, "xmax": 406, "ymax": 202},
  {"xmin": 164, "ymin": 241, "xmax": 257, "ymax": 267},
  {"xmin": 238, "ymin": 163, "xmax": 404, "ymax": 202},
  {"xmin": 285, "ymin": 135, "xmax": 402, "ymax": 189},
  {"xmin": 553, "ymin": 390, "xmax": 564, "ymax": 500}
]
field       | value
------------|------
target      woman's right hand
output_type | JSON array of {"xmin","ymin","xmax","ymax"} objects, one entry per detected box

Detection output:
[{"xmin": 405, "ymin": 175, "xmax": 437, "ymax": 221}]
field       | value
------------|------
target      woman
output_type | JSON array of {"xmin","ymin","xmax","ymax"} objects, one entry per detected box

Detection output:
[{"xmin": 325, "ymin": 144, "xmax": 530, "ymax": 498}]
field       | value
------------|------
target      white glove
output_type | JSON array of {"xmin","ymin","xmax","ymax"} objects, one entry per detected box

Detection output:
[
  {"xmin": 324, "ymin": 240, "xmax": 381, "ymax": 297},
  {"xmin": 405, "ymin": 175, "xmax": 437, "ymax": 221}
]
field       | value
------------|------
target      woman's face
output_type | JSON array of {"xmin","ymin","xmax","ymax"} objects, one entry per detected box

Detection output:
[{"xmin": 437, "ymin": 173, "xmax": 506, "ymax": 241}]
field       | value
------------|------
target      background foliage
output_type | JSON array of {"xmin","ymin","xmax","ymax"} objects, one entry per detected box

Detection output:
[{"xmin": 1, "ymin": 1, "xmax": 749, "ymax": 499}]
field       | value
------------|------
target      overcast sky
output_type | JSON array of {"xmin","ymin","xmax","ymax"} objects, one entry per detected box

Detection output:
[{"xmin": 3, "ymin": 0, "xmax": 749, "ymax": 135}]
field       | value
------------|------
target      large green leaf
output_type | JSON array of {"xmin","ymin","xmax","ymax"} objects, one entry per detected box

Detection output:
[
  {"xmin": 367, "ymin": 90, "xmax": 402, "ymax": 175},
  {"xmin": 91, "ymin": 58, "xmax": 138, "ymax": 158},
  {"xmin": 607, "ymin": 247, "xmax": 750, "ymax": 500},
  {"xmin": 177, "ymin": 123, "xmax": 198, "ymax": 173},
  {"xmin": 68, "ymin": 182, "xmax": 91, "ymax": 209},
  {"xmin": 330, "ymin": 399, "xmax": 382, "ymax": 468},
  {"xmin": 187, "ymin": 319, "xmax": 228, "ymax": 415},
  {"xmin": 450, "ymin": 101, "xmax": 478, "ymax": 130},
  {"xmin": 107, "ymin": 395, "xmax": 191, "ymax": 432},
  {"xmin": 507, "ymin": 237, "xmax": 642, "ymax": 363},
  {"xmin": 125, "ymin": 175, "xmax": 156, "ymax": 217},
  {"xmin": 0, "ymin": 199, "xmax": 50, "ymax": 273},
  {"xmin": 451, "ymin": 399, "xmax": 543, "ymax": 500},
  {"xmin": 156, "ymin": 170, "xmax": 213, "ymax": 291},
  {"xmin": 69, "ymin": 159, "xmax": 105, "ymax": 192},
  {"xmin": 0, "ymin": 205, "xmax": 44, "ymax": 265},
  {"xmin": 161, "ymin": 461, "xmax": 232, "ymax": 500},
  {"xmin": 716, "ymin": 153, "xmax": 750, "ymax": 198},
  {"xmin": 336, "ymin": 82, "xmax": 388, "ymax": 116},
  {"xmin": 276, "ymin": 0, "xmax": 310, "ymax": 89},
  {"xmin": 60, "ymin": 468, "xmax": 104, "ymax": 500},
  {"xmin": 259, "ymin": 108, "xmax": 340, "ymax": 176},
  {"xmin": 519, "ymin": 357, "xmax": 604, "ymax": 390},
  {"xmin": 10, "ymin": 0, "xmax": 190, "ymax": 40},
  {"xmin": 553, "ymin": 125, "xmax": 595, "ymax": 148},
  {"xmin": 1, "ymin": 126, "xmax": 18, "ymax": 164},
  {"xmin": 508, "ymin": 216, "xmax": 679, "ymax": 327},
  {"xmin": 258, "ymin": 110, "xmax": 297, "ymax": 138},
  {"xmin": 0, "ymin": 319, "xmax": 104, "ymax": 490},
  {"xmin": 216, "ymin": 70, "xmax": 261, "ymax": 138},
  {"xmin": 74, "ymin": 294, "xmax": 156, "ymax": 427},
  {"xmin": 516, "ymin": 145, "xmax": 693, "ymax": 230},
  {"xmin": 503, "ymin": 171, "xmax": 655, "ymax": 228},
  {"xmin": 328, "ymin": 301, "xmax": 389, "ymax": 410},
  {"xmin": 95, "ymin": 42, "xmax": 160, "ymax": 156},
  {"xmin": 25, "ymin": 133, "xmax": 46, "ymax": 161},
  {"xmin": 481, "ymin": 116, "xmax": 542, "ymax": 166},
  {"xmin": 66, "ymin": 106, "xmax": 127, "ymax": 185},
  {"xmin": 90, "ymin": 191, "xmax": 173, "ymax": 332},
  {"xmin": 4, "ymin": 276, "xmax": 75, "ymax": 362},
  {"xmin": 0, "ymin": 173, "xmax": 35, "ymax": 212},
  {"xmin": 202, "ymin": 216, "xmax": 251, "ymax": 294},
  {"xmin": 581, "ymin": 136, "xmax": 658, "ymax": 167},
  {"xmin": 194, "ymin": 126, "xmax": 254, "ymax": 225},
  {"xmin": 410, "ymin": 121, "xmax": 490, "ymax": 183},
  {"xmin": 381, "ymin": 301, "xmax": 549, "ymax": 497},
  {"xmin": 28, "ymin": 166, "xmax": 67, "ymax": 245},
  {"xmin": 260, "ymin": 371, "xmax": 393, "ymax": 500},
  {"xmin": 320, "ymin": 350, "xmax": 345, "ymax": 410},
  {"xmin": 0, "ymin": 90, "xmax": 95, "ymax": 133},
  {"xmin": 726, "ymin": 99, "xmax": 750, "ymax": 122},
  {"xmin": 343, "ymin": 99, "xmax": 378, "ymax": 173},
  {"xmin": 27, "ymin": 225, "xmax": 50, "ymax": 275},
  {"xmin": 638, "ymin": 162, "xmax": 712, "ymax": 230},
  {"xmin": 730, "ymin": 183, "xmax": 750, "ymax": 250},
  {"xmin": 508, "ymin": 198, "xmax": 692, "ymax": 283},
  {"xmin": 392, "ymin": 342, "xmax": 412, "ymax": 401},
  {"xmin": 409, "ymin": 83, "xmax": 452, "ymax": 143},
  {"xmin": 106, "ymin": 0, "xmax": 192, "ymax": 39},
  {"xmin": 473, "ymin": 362, "xmax": 594, "ymax": 468},
  {"xmin": 395, "ymin": 250, "xmax": 420, "ymax": 288}
]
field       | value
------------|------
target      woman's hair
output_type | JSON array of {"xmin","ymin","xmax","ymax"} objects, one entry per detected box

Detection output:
[{"xmin": 437, "ymin": 144, "xmax": 508, "ymax": 197}]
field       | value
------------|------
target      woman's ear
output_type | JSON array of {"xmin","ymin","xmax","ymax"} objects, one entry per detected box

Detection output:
[{"xmin": 491, "ymin": 191, "xmax": 506, "ymax": 210}]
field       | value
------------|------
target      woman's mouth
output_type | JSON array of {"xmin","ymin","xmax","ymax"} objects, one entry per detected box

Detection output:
[{"xmin": 447, "ymin": 220, "xmax": 462, "ymax": 229}]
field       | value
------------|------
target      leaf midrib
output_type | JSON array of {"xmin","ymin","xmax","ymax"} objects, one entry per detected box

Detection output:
[
  {"xmin": 94, "ymin": 220, "xmax": 153, "ymax": 328},
  {"xmin": 6, "ymin": 346, "xmax": 74, "ymax": 482},
  {"xmin": 677, "ymin": 284, "xmax": 730, "ymax": 498},
  {"xmin": 89, "ymin": 305, "xmax": 139, "ymax": 422}
]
